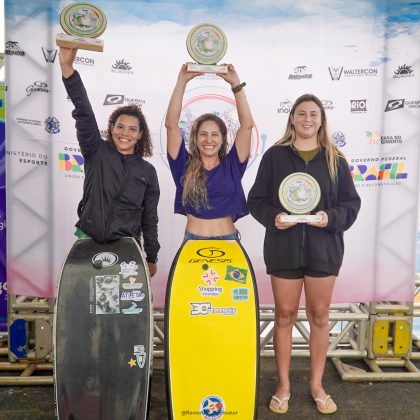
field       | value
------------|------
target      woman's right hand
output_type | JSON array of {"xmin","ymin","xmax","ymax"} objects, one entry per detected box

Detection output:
[
  {"xmin": 59, "ymin": 47, "xmax": 78, "ymax": 78},
  {"xmin": 178, "ymin": 63, "xmax": 203, "ymax": 84},
  {"xmin": 274, "ymin": 212, "xmax": 297, "ymax": 230}
]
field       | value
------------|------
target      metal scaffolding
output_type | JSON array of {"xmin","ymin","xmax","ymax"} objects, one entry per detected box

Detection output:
[{"xmin": 1, "ymin": 276, "xmax": 419, "ymax": 384}]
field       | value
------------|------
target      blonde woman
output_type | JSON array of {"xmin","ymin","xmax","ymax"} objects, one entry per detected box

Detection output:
[
  {"xmin": 248, "ymin": 94, "xmax": 361, "ymax": 415},
  {"xmin": 165, "ymin": 64, "xmax": 253, "ymax": 239}
]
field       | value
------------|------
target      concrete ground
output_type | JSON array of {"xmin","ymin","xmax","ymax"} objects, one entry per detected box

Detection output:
[{"xmin": 1, "ymin": 357, "xmax": 420, "ymax": 419}]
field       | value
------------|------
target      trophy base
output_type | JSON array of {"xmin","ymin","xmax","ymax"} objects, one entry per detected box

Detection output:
[
  {"xmin": 56, "ymin": 33, "xmax": 104, "ymax": 52},
  {"xmin": 187, "ymin": 63, "xmax": 228, "ymax": 74},
  {"xmin": 280, "ymin": 215, "xmax": 323, "ymax": 223}
]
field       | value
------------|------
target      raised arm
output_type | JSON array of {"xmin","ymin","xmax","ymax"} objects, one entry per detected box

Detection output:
[
  {"xmin": 59, "ymin": 46, "xmax": 102, "ymax": 158},
  {"xmin": 165, "ymin": 64, "xmax": 199, "ymax": 160},
  {"xmin": 59, "ymin": 46, "xmax": 76, "ymax": 78},
  {"xmin": 218, "ymin": 64, "xmax": 253, "ymax": 163}
]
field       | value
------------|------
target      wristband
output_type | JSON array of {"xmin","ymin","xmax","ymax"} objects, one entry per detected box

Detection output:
[{"xmin": 231, "ymin": 82, "xmax": 246, "ymax": 94}]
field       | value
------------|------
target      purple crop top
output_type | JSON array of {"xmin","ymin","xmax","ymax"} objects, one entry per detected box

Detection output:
[{"xmin": 167, "ymin": 141, "xmax": 249, "ymax": 222}]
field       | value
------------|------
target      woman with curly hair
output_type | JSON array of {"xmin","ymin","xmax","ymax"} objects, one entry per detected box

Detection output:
[
  {"xmin": 59, "ymin": 47, "xmax": 160, "ymax": 275},
  {"xmin": 165, "ymin": 64, "xmax": 253, "ymax": 240}
]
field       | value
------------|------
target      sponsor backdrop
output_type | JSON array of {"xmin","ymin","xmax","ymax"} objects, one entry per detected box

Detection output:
[
  {"xmin": 0, "ymin": 82, "xmax": 6, "ymax": 330},
  {"xmin": 5, "ymin": 0, "xmax": 420, "ymax": 306}
]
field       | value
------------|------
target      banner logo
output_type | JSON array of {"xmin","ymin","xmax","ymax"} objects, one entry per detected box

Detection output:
[
  {"xmin": 350, "ymin": 162, "xmax": 408, "ymax": 181},
  {"xmin": 104, "ymin": 94, "xmax": 125, "ymax": 105},
  {"xmin": 332, "ymin": 131, "xmax": 346, "ymax": 148},
  {"xmin": 277, "ymin": 99, "xmax": 293, "ymax": 114},
  {"xmin": 26, "ymin": 81, "xmax": 50, "ymax": 96},
  {"xmin": 385, "ymin": 99, "xmax": 405, "ymax": 112},
  {"xmin": 111, "ymin": 59, "xmax": 134, "ymax": 74},
  {"xmin": 393, "ymin": 64, "xmax": 414, "ymax": 78},
  {"xmin": 41, "ymin": 47, "xmax": 58, "ymax": 63},
  {"xmin": 5, "ymin": 40, "xmax": 25, "ymax": 56},
  {"xmin": 44, "ymin": 117, "xmax": 60, "ymax": 134},
  {"xmin": 58, "ymin": 153, "xmax": 84, "ymax": 172},
  {"xmin": 328, "ymin": 66, "xmax": 343, "ymax": 81},
  {"xmin": 350, "ymin": 99, "xmax": 367, "ymax": 113},
  {"xmin": 288, "ymin": 65, "xmax": 312, "ymax": 80}
]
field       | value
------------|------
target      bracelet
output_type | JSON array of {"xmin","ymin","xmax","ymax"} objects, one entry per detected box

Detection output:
[{"xmin": 231, "ymin": 82, "xmax": 246, "ymax": 94}]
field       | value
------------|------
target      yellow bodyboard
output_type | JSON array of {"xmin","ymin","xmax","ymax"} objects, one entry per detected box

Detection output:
[{"xmin": 165, "ymin": 240, "xmax": 259, "ymax": 419}]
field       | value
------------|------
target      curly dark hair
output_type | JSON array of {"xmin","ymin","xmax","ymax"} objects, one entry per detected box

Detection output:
[{"xmin": 106, "ymin": 104, "xmax": 153, "ymax": 157}]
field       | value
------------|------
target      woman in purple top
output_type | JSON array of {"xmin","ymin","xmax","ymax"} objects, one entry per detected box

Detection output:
[{"xmin": 165, "ymin": 64, "xmax": 253, "ymax": 239}]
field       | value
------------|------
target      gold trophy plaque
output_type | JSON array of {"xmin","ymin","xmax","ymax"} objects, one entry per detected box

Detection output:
[
  {"xmin": 186, "ymin": 23, "xmax": 228, "ymax": 74},
  {"xmin": 56, "ymin": 2, "xmax": 107, "ymax": 52},
  {"xmin": 278, "ymin": 172, "xmax": 322, "ymax": 223}
]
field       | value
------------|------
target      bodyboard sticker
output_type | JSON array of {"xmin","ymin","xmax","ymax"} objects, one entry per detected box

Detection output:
[{"xmin": 95, "ymin": 275, "xmax": 120, "ymax": 314}]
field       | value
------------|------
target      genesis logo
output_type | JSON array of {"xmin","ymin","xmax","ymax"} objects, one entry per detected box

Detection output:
[
  {"xmin": 196, "ymin": 248, "xmax": 225, "ymax": 258},
  {"xmin": 385, "ymin": 99, "xmax": 405, "ymax": 112}
]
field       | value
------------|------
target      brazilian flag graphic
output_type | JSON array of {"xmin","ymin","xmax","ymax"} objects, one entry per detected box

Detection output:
[{"xmin": 225, "ymin": 265, "xmax": 248, "ymax": 284}]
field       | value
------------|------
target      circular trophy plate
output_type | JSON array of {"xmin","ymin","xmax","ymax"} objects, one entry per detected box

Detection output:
[
  {"xmin": 278, "ymin": 172, "xmax": 321, "ymax": 215},
  {"xmin": 186, "ymin": 23, "xmax": 228, "ymax": 65},
  {"xmin": 60, "ymin": 2, "xmax": 107, "ymax": 38}
]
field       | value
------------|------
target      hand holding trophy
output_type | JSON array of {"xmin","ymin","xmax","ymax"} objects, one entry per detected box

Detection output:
[
  {"xmin": 186, "ymin": 23, "xmax": 228, "ymax": 74},
  {"xmin": 278, "ymin": 173, "xmax": 323, "ymax": 223},
  {"xmin": 56, "ymin": 2, "xmax": 107, "ymax": 52}
]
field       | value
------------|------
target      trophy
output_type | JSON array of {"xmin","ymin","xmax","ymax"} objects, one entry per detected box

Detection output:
[
  {"xmin": 186, "ymin": 23, "xmax": 228, "ymax": 74},
  {"xmin": 278, "ymin": 173, "xmax": 323, "ymax": 223},
  {"xmin": 56, "ymin": 2, "xmax": 107, "ymax": 52}
]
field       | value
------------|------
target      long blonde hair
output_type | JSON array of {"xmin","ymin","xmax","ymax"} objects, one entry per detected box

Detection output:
[
  {"xmin": 182, "ymin": 113, "xmax": 228, "ymax": 210},
  {"xmin": 276, "ymin": 94, "xmax": 341, "ymax": 180}
]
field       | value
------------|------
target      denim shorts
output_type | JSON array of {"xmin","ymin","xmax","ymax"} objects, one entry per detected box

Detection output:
[
  {"xmin": 271, "ymin": 267, "xmax": 333, "ymax": 279},
  {"xmin": 183, "ymin": 230, "xmax": 240, "ymax": 241}
]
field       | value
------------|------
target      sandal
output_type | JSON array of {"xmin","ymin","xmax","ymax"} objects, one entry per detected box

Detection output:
[
  {"xmin": 313, "ymin": 394, "xmax": 337, "ymax": 414},
  {"xmin": 269, "ymin": 393, "xmax": 290, "ymax": 414}
]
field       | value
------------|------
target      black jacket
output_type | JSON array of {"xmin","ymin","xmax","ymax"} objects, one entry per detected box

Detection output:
[
  {"xmin": 63, "ymin": 71, "xmax": 160, "ymax": 262},
  {"xmin": 247, "ymin": 145, "xmax": 360, "ymax": 275}
]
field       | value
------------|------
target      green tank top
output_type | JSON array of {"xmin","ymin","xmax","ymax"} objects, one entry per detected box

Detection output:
[{"xmin": 296, "ymin": 147, "xmax": 320, "ymax": 163}]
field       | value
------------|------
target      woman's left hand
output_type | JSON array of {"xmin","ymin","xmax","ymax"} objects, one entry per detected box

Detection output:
[
  {"xmin": 307, "ymin": 210, "xmax": 328, "ymax": 228},
  {"xmin": 217, "ymin": 64, "xmax": 241, "ymax": 87},
  {"xmin": 147, "ymin": 262, "xmax": 157, "ymax": 277}
]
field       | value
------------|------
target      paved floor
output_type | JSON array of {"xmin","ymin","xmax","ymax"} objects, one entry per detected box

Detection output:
[{"xmin": 1, "ymin": 357, "xmax": 420, "ymax": 419}]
